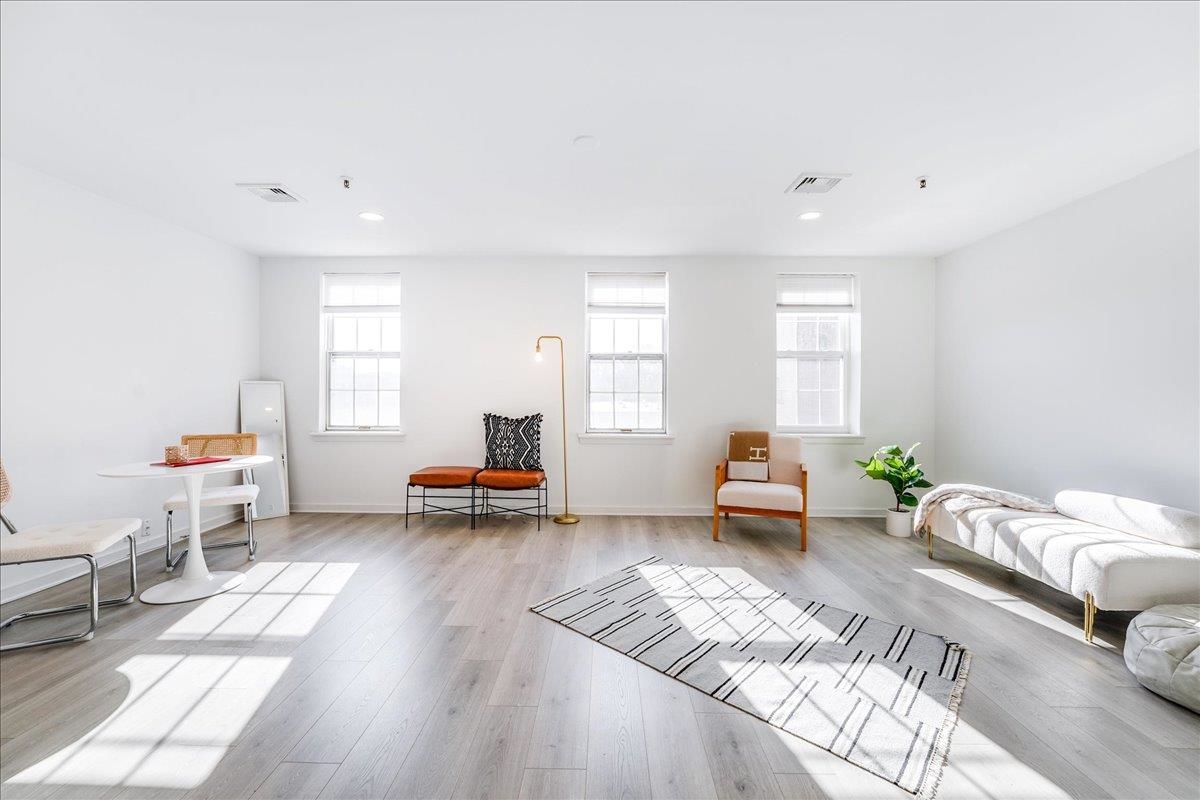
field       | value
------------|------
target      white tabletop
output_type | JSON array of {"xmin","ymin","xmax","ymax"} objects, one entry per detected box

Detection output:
[{"xmin": 97, "ymin": 455, "xmax": 272, "ymax": 479}]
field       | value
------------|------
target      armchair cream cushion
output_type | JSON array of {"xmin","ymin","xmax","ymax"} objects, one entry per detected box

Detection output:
[{"xmin": 718, "ymin": 481, "xmax": 804, "ymax": 512}]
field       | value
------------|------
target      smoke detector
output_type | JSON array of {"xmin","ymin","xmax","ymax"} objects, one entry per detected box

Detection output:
[
  {"xmin": 784, "ymin": 172, "xmax": 851, "ymax": 194},
  {"xmin": 235, "ymin": 183, "xmax": 305, "ymax": 203}
]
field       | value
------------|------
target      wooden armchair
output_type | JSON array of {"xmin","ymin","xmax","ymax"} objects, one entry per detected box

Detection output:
[{"xmin": 713, "ymin": 434, "xmax": 808, "ymax": 550}]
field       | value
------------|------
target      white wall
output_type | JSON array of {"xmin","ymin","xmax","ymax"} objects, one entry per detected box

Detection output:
[
  {"xmin": 935, "ymin": 152, "xmax": 1200, "ymax": 510},
  {"xmin": 260, "ymin": 256, "xmax": 935, "ymax": 516},
  {"xmin": 0, "ymin": 158, "xmax": 261, "ymax": 601}
]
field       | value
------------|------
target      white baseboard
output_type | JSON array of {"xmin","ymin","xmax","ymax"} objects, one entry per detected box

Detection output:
[
  {"xmin": 809, "ymin": 507, "xmax": 886, "ymax": 518},
  {"xmin": 291, "ymin": 502, "xmax": 414, "ymax": 514},
  {"xmin": 290, "ymin": 503, "xmax": 885, "ymax": 518},
  {"xmin": 0, "ymin": 510, "xmax": 243, "ymax": 604}
]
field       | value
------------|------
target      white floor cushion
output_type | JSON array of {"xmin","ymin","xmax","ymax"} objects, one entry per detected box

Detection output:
[
  {"xmin": 1124, "ymin": 605, "xmax": 1200, "ymax": 713},
  {"xmin": 0, "ymin": 518, "xmax": 140, "ymax": 563},
  {"xmin": 162, "ymin": 484, "xmax": 260, "ymax": 512},
  {"xmin": 718, "ymin": 480, "xmax": 803, "ymax": 512}
]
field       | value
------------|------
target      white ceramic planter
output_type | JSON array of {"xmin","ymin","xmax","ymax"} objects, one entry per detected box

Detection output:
[{"xmin": 886, "ymin": 509, "xmax": 913, "ymax": 537}]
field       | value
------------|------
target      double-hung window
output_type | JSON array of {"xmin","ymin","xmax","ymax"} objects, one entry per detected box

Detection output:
[
  {"xmin": 776, "ymin": 274, "xmax": 858, "ymax": 433},
  {"xmin": 320, "ymin": 273, "xmax": 402, "ymax": 431},
  {"xmin": 585, "ymin": 272, "xmax": 668, "ymax": 433}
]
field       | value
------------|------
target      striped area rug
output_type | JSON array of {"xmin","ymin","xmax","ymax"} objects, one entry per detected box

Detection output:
[{"xmin": 530, "ymin": 556, "xmax": 970, "ymax": 799}]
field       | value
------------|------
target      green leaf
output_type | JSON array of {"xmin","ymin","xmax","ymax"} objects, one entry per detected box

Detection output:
[
  {"xmin": 913, "ymin": 479, "xmax": 933, "ymax": 488},
  {"xmin": 899, "ymin": 492, "xmax": 919, "ymax": 507}
]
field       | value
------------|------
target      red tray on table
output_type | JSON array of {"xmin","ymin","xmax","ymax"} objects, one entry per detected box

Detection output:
[{"xmin": 150, "ymin": 456, "xmax": 232, "ymax": 468}]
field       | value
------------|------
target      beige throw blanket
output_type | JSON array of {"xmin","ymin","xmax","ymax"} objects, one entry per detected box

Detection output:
[{"xmin": 913, "ymin": 483, "xmax": 1056, "ymax": 534}]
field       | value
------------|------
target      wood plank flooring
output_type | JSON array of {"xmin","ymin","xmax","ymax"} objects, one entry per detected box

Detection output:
[{"xmin": 1, "ymin": 512, "xmax": 1197, "ymax": 799}]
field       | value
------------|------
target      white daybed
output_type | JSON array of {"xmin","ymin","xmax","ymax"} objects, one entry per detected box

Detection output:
[{"xmin": 921, "ymin": 489, "xmax": 1200, "ymax": 642}]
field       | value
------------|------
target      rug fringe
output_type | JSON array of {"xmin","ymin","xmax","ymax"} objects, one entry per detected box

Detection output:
[{"xmin": 915, "ymin": 644, "xmax": 972, "ymax": 800}]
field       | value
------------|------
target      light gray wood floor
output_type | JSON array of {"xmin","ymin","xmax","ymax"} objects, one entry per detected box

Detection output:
[{"xmin": 1, "ymin": 512, "xmax": 1197, "ymax": 799}]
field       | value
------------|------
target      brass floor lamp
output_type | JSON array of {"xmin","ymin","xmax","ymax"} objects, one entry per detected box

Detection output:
[{"xmin": 534, "ymin": 335, "xmax": 579, "ymax": 524}]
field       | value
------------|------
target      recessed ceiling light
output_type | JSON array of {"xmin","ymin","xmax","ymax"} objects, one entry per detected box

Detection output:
[
  {"xmin": 572, "ymin": 134, "xmax": 598, "ymax": 150},
  {"xmin": 357, "ymin": 211, "xmax": 384, "ymax": 222},
  {"xmin": 797, "ymin": 211, "xmax": 822, "ymax": 221}
]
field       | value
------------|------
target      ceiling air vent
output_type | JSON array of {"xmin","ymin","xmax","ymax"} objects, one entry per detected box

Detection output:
[
  {"xmin": 785, "ymin": 172, "xmax": 851, "ymax": 194},
  {"xmin": 236, "ymin": 183, "xmax": 305, "ymax": 203}
]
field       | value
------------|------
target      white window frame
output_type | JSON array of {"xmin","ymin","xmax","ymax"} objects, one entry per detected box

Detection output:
[
  {"xmin": 584, "ymin": 272, "xmax": 669, "ymax": 435},
  {"xmin": 318, "ymin": 273, "xmax": 402, "ymax": 432},
  {"xmin": 775, "ymin": 274, "xmax": 860, "ymax": 435}
]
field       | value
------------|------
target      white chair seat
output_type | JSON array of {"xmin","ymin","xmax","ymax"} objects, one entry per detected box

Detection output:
[
  {"xmin": 718, "ymin": 481, "xmax": 804, "ymax": 513},
  {"xmin": 162, "ymin": 484, "xmax": 260, "ymax": 512},
  {"xmin": 0, "ymin": 518, "xmax": 141, "ymax": 563}
]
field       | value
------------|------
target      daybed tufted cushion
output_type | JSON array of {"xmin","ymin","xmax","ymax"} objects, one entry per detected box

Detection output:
[
  {"xmin": 0, "ymin": 518, "xmax": 140, "ymax": 563},
  {"xmin": 1124, "ymin": 604, "xmax": 1200, "ymax": 713},
  {"xmin": 930, "ymin": 504, "xmax": 1200, "ymax": 610}
]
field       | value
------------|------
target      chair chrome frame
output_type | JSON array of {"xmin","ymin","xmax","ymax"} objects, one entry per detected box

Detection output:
[
  {"xmin": 164, "ymin": 468, "xmax": 258, "ymax": 571},
  {"xmin": 0, "ymin": 514, "xmax": 138, "ymax": 653}
]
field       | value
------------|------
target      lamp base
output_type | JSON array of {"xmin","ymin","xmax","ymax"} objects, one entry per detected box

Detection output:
[{"xmin": 553, "ymin": 513, "xmax": 580, "ymax": 525}]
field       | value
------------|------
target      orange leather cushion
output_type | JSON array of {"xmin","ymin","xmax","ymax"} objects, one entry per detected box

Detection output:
[
  {"xmin": 474, "ymin": 469, "xmax": 546, "ymax": 489},
  {"xmin": 409, "ymin": 466, "xmax": 481, "ymax": 488}
]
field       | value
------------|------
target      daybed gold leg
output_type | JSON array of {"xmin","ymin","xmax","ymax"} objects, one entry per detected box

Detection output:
[
  {"xmin": 926, "ymin": 526, "xmax": 933, "ymax": 559},
  {"xmin": 1084, "ymin": 592, "xmax": 1096, "ymax": 643}
]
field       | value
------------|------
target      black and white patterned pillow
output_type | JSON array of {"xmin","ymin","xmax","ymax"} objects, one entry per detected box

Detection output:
[{"xmin": 483, "ymin": 413, "xmax": 543, "ymax": 470}]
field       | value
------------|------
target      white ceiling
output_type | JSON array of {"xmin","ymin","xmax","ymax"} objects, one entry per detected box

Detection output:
[{"xmin": 2, "ymin": 1, "xmax": 1196, "ymax": 257}]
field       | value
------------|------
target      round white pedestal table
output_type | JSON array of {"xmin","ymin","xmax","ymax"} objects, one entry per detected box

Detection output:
[{"xmin": 98, "ymin": 456, "xmax": 273, "ymax": 604}]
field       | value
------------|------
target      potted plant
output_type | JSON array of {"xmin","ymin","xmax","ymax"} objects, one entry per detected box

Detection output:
[{"xmin": 855, "ymin": 443, "xmax": 932, "ymax": 537}]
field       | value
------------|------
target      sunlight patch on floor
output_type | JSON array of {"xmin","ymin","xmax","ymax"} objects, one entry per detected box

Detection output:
[
  {"xmin": 5, "ymin": 653, "xmax": 290, "ymax": 789},
  {"xmin": 643, "ymin": 565, "xmax": 843, "ymax": 645},
  {"xmin": 913, "ymin": 567, "xmax": 1116, "ymax": 650},
  {"xmin": 158, "ymin": 561, "xmax": 358, "ymax": 641},
  {"xmin": 759, "ymin": 715, "xmax": 1073, "ymax": 799}
]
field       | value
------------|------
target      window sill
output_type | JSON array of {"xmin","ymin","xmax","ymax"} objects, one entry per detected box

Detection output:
[
  {"xmin": 781, "ymin": 432, "xmax": 866, "ymax": 444},
  {"xmin": 577, "ymin": 433, "xmax": 675, "ymax": 445},
  {"xmin": 309, "ymin": 430, "xmax": 406, "ymax": 441}
]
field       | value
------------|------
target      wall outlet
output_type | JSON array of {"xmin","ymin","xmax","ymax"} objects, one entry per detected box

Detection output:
[{"xmin": 142, "ymin": 520, "xmax": 152, "ymax": 537}]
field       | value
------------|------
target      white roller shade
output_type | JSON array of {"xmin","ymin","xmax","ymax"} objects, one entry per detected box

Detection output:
[
  {"xmin": 322, "ymin": 273, "xmax": 402, "ymax": 311},
  {"xmin": 776, "ymin": 274, "xmax": 856, "ymax": 311},
  {"xmin": 586, "ymin": 272, "xmax": 668, "ymax": 315}
]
